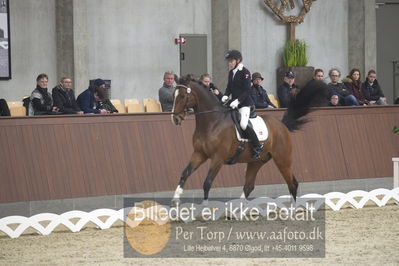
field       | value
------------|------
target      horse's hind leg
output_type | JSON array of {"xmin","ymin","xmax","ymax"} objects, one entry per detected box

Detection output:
[
  {"xmin": 172, "ymin": 152, "xmax": 206, "ymax": 203},
  {"xmin": 273, "ymin": 154, "xmax": 298, "ymax": 200}
]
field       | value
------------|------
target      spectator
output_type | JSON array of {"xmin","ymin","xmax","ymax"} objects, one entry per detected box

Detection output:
[
  {"xmin": 52, "ymin": 77, "xmax": 83, "ymax": 114},
  {"xmin": 313, "ymin": 69, "xmax": 325, "ymax": 81},
  {"xmin": 0, "ymin": 99, "xmax": 10, "ymax": 116},
  {"xmin": 395, "ymin": 98, "xmax": 399, "ymax": 104},
  {"xmin": 327, "ymin": 68, "xmax": 358, "ymax": 106},
  {"xmin": 199, "ymin": 74, "xmax": 223, "ymax": 100},
  {"xmin": 362, "ymin": 70, "xmax": 387, "ymax": 105},
  {"xmin": 343, "ymin": 68, "xmax": 367, "ymax": 105},
  {"xmin": 158, "ymin": 71, "xmax": 175, "ymax": 112},
  {"xmin": 277, "ymin": 71, "xmax": 299, "ymax": 108},
  {"xmin": 76, "ymin": 78, "xmax": 108, "ymax": 114},
  {"xmin": 29, "ymin": 73, "xmax": 60, "ymax": 116},
  {"xmin": 95, "ymin": 86, "xmax": 118, "ymax": 113},
  {"xmin": 329, "ymin": 93, "xmax": 341, "ymax": 107},
  {"xmin": 308, "ymin": 69, "xmax": 329, "ymax": 107},
  {"xmin": 249, "ymin": 72, "xmax": 276, "ymax": 109}
]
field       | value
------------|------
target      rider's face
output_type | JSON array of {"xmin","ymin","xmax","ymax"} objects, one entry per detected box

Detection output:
[{"xmin": 227, "ymin": 59, "xmax": 238, "ymax": 69}]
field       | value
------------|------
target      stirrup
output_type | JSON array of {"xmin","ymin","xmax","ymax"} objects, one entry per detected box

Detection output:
[{"xmin": 252, "ymin": 144, "xmax": 264, "ymax": 159}]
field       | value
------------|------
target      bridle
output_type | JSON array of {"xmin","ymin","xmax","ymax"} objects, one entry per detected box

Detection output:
[{"xmin": 172, "ymin": 84, "xmax": 227, "ymax": 116}]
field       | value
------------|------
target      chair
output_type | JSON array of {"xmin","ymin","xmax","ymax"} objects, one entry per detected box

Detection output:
[
  {"xmin": 113, "ymin": 103, "xmax": 126, "ymax": 114},
  {"xmin": 10, "ymin": 106, "xmax": 27, "ymax": 117},
  {"xmin": 143, "ymin": 98, "xmax": 157, "ymax": 106},
  {"xmin": 127, "ymin": 103, "xmax": 144, "ymax": 113},
  {"xmin": 268, "ymin": 94, "xmax": 280, "ymax": 108},
  {"xmin": 7, "ymin": 101, "xmax": 23, "ymax": 107},
  {"xmin": 110, "ymin": 99, "xmax": 121, "ymax": 105},
  {"xmin": 145, "ymin": 102, "xmax": 161, "ymax": 112},
  {"xmin": 124, "ymin": 98, "xmax": 139, "ymax": 106}
]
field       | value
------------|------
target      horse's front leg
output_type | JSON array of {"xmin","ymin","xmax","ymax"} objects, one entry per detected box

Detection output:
[
  {"xmin": 202, "ymin": 159, "xmax": 224, "ymax": 205},
  {"xmin": 171, "ymin": 152, "xmax": 206, "ymax": 205}
]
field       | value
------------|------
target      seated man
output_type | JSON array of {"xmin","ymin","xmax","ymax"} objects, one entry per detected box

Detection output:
[
  {"xmin": 250, "ymin": 72, "xmax": 276, "ymax": 109},
  {"xmin": 29, "ymin": 73, "xmax": 60, "ymax": 115},
  {"xmin": 158, "ymin": 71, "xmax": 175, "ymax": 112},
  {"xmin": 362, "ymin": 70, "xmax": 387, "ymax": 105},
  {"xmin": 327, "ymin": 68, "xmax": 358, "ymax": 106},
  {"xmin": 77, "ymin": 79, "xmax": 108, "ymax": 114},
  {"xmin": 277, "ymin": 71, "xmax": 299, "ymax": 108},
  {"xmin": 52, "ymin": 77, "xmax": 83, "ymax": 114}
]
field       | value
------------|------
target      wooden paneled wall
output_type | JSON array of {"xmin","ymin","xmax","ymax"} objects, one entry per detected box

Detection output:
[{"xmin": 0, "ymin": 106, "xmax": 398, "ymax": 203}]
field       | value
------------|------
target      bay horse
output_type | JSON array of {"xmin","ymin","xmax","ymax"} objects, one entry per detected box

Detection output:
[{"xmin": 171, "ymin": 76, "xmax": 327, "ymax": 204}]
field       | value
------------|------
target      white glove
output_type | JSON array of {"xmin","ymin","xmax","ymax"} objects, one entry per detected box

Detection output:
[
  {"xmin": 230, "ymin": 99, "xmax": 239, "ymax": 109},
  {"xmin": 221, "ymin": 95, "xmax": 229, "ymax": 103}
]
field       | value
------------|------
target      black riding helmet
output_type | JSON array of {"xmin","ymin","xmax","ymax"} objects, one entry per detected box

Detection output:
[{"xmin": 225, "ymin": 50, "xmax": 242, "ymax": 62}]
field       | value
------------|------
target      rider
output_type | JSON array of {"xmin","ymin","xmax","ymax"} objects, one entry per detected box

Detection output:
[{"xmin": 221, "ymin": 50, "xmax": 264, "ymax": 159}]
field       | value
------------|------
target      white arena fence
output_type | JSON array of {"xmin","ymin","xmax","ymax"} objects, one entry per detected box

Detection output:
[{"xmin": 1, "ymin": 188, "xmax": 398, "ymax": 239}]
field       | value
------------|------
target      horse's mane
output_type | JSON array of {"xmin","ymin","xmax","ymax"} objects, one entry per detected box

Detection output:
[{"xmin": 178, "ymin": 75, "xmax": 224, "ymax": 108}]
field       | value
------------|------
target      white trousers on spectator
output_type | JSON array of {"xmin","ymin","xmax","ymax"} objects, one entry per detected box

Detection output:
[{"xmin": 239, "ymin": 106, "xmax": 250, "ymax": 130}]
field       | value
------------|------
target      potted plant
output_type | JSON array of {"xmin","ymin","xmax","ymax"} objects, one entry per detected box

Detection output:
[{"xmin": 277, "ymin": 39, "xmax": 314, "ymax": 89}]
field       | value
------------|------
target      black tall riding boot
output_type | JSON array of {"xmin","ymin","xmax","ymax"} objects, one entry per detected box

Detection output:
[{"xmin": 244, "ymin": 127, "xmax": 264, "ymax": 159}]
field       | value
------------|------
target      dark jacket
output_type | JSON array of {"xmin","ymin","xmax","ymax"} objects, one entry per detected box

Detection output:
[
  {"xmin": 29, "ymin": 86, "xmax": 55, "ymax": 115},
  {"xmin": 77, "ymin": 86, "xmax": 101, "ymax": 114},
  {"xmin": 52, "ymin": 85, "xmax": 81, "ymax": 114},
  {"xmin": 250, "ymin": 84, "xmax": 276, "ymax": 108},
  {"xmin": 209, "ymin": 83, "xmax": 223, "ymax": 101},
  {"xmin": 97, "ymin": 99, "xmax": 118, "ymax": 113},
  {"xmin": 362, "ymin": 79, "xmax": 384, "ymax": 101},
  {"xmin": 343, "ymin": 79, "xmax": 367, "ymax": 105},
  {"xmin": 327, "ymin": 82, "xmax": 350, "ymax": 97},
  {"xmin": 277, "ymin": 82, "xmax": 299, "ymax": 108},
  {"xmin": 225, "ymin": 64, "xmax": 254, "ymax": 107},
  {"xmin": 0, "ymin": 99, "xmax": 10, "ymax": 116},
  {"xmin": 200, "ymin": 82, "xmax": 223, "ymax": 101}
]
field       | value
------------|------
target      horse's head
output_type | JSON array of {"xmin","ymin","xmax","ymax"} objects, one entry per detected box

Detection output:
[{"xmin": 171, "ymin": 76, "xmax": 197, "ymax": 126}]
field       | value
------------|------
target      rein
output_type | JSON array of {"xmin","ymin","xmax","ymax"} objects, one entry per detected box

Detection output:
[{"xmin": 172, "ymin": 84, "xmax": 229, "ymax": 116}]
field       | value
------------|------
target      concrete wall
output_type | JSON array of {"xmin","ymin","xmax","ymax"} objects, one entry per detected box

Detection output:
[
  {"xmin": 348, "ymin": 0, "xmax": 377, "ymax": 78},
  {"xmin": 73, "ymin": 0, "xmax": 212, "ymax": 100},
  {"xmin": 376, "ymin": 1, "xmax": 399, "ymax": 103},
  {"xmin": 241, "ymin": 0, "xmax": 349, "ymax": 94},
  {"xmin": 0, "ymin": 0, "xmax": 57, "ymax": 101}
]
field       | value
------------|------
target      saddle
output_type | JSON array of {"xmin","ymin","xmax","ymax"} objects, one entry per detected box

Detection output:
[
  {"xmin": 230, "ymin": 107, "xmax": 268, "ymax": 142},
  {"xmin": 225, "ymin": 107, "xmax": 269, "ymax": 165}
]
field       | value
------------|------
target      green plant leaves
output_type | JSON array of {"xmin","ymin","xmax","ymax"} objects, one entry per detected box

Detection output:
[
  {"xmin": 283, "ymin": 40, "xmax": 308, "ymax": 67},
  {"xmin": 393, "ymin": 126, "xmax": 399, "ymax": 134}
]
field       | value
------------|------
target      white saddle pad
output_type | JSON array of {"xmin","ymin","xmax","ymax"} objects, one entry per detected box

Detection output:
[{"xmin": 235, "ymin": 116, "xmax": 269, "ymax": 142}]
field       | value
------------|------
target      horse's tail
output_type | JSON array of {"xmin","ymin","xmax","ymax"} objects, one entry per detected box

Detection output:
[{"xmin": 282, "ymin": 80, "xmax": 328, "ymax": 132}]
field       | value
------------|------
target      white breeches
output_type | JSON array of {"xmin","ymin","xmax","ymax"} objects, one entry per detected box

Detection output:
[{"xmin": 239, "ymin": 106, "xmax": 250, "ymax": 130}]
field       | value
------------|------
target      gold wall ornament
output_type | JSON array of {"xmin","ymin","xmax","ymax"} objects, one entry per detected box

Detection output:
[
  {"xmin": 263, "ymin": 0, "xmax": 316, "ymax": 40},
  {"xmin": 264, "ymin": 0, "xmax": 315, "ymax": 23}
]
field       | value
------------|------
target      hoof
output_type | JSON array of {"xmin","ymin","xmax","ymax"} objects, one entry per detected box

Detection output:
[
  {"xmin": 170, "ymin": 198, "xmax": 180, "ymax": 207},
  {"xmin": 202, "ymin": 199, "xmax": 209, "ymax": 206}
]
